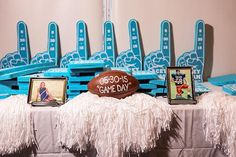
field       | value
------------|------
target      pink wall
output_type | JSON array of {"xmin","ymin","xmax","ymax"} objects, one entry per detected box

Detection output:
[
  {"xmin": 0, "ymin": 0, "xmax": 103, "ymax": 59},
  {"xmin": 111, "ymin": 0, "xmax": 236, "ymax": 77}
]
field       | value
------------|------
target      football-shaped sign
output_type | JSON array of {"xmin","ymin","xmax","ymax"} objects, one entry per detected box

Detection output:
[{"xmin": 88, "ymin": 70, "xmax": 139, "ymax": 99}]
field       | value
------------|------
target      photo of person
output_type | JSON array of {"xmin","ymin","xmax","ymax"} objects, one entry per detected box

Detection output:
[
  {"xmin": 27, "ymin": 78, "xmax": 67, "ymax": 105},
  {"xmin": 167, "ymin": 67, "xmax": 196, "ymax": 104},
  {"xmin": 171, "ymin": 69, "xmax": 192, "ymax": 99},
  {"xmin": 37, "ymin": 82, "xmax": 55, "ymax": 102}
]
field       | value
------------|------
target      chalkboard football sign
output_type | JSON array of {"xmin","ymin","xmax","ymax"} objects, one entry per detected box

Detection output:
[{"xmin": 88, "ymin": 70, "xmax": 139, "ymax": 99}]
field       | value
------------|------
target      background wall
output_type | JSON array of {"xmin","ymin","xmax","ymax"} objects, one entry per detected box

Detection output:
[
  {"xmin": 0, "ymin": 0, "xmax": 103, "ymax": 59},
  {"xmin": 0, "ymin": 0, "xmax": 236, "ymax": 79}
]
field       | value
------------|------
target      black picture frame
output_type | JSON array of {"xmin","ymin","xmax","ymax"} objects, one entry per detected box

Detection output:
[
  {"xmin": 27, "ymin": 77, "xmax": 67, "ymax": 105},
  {"xmin": 167, "ymin": 67, "xmax": 197, "ymax": 104}
]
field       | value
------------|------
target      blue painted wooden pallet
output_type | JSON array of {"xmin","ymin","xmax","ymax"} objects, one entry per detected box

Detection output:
[
  {"xmin": 116, "ymin": 19, "xmax": 142, "ymax": 71},
  {"xmin": 177, "ymin": 20, "xmax": 205, "ymax": 82},
  {"xmin": 18, "ymin": 83, "xmax": 29, "ymax": 90},
  {"xmin": 149, "ymin": 79, "xmax": 166, "ymax": 86},
  {"xmin": 69, "ymin": 76, "xmax": 95, "ymax": 82},
  {"xmin": 68, "ymin": 84, "xmax": 88, "ymax": 91},
  {"xmin": 144, "ymin": 20, "xmax": 171, "ymax": 80},
  {"xmin": 132, "ymin": 71, "xmax": 158, "ymax": 80},
  {"xmin": 60, "ymin": 21, "xmax": 88, "ymax": 68},
  {"xmin": 0, "ymin": 80, "xmax": 20, "ymax": 96},
  {"xmin": 1, "ymin": 89, "xmax": 28, "ymax": 95},
  {"xmin": 0, "ymin": 21, "xmax": 30, "ymax": 69},
  {"xmin": 195, "ymin": 82, "xmax": 210, "ymax": 94},
  {"xmin": 66, "ymin": 60, "xmax": 106, "ymax": 98},
  {"xmin": 68, "ymin": 94, "xmax": 80, "ymax": 100},
  {"xmin": 0, "ymin": 94, "xmax": 11, "ymax": 99},
  {"xmin": 68, "ymin": 60, "xmax": 105, "ymax": 69},
  {"xmin": 44, "ymin": 68, "xmax": 70, "ymax": 77},
  {"xmin": 0, "ymin": 63, "xmax": 56, "ymax": 81},
  {"xmin": 139, "ymin": 84, "xmax": 158, "ymax": 90},
  {"xmin": 0, "ymin": 80, "xmax": 18, "ymax": 90},
  {"xmin": 67, "ymin": 89, "xmax": 87, "ymax": 96},
  {"xmin": 149, "ymin": 88, "xmax": 168, "ymax": 96},
  {"xmin": 222, "ymin": 84, "xmax": 236, "ymax": 95},
  {"xmin": 90, "ymin": 21, "xmax": 116, "ymax": 68},
  {"xmin": 68, "ymin": 61, "xmax": 104, "ymax": 75},
  {"xmin": 18, "ymin": 73, "xmax": 44, "ymax": 83},
  {"xmin": 208, "ymin": 74, "xmax": 236, "ymax": 86},
  {"xmin": 67, "ymin": 90, "xmax": 80, "ymax": 95},
  {"xmin": 110, "ymin": 67, "xmax": 131, "ymax": 73}
]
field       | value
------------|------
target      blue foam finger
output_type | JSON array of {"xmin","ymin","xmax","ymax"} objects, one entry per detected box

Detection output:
[
  {"xmin": 60, "ymin": 21, "xmax": 88, "ymax": 68},
  {"xmin": 31, "ymin": 22, "xmax": 59, "ymax": 65},
  {"xmin": 144, "ymin": 20, "xmax": 171, "ymax": 80},
  {"xmin": 208, "ymin": 74, "xmax": 236, "ymax": 86},
  {"xmin": 116, "ymin": 19, "xmax": 142, "ymax": 71},
  {"xmin": 90, "ymin": 21, "xmax": 116, "ymax": 68},
  {"xmin": 177, "ymin": 20, "xmax": 205, "ymax": 82},
  {"xmin": 223, "ymin": 84, "xmax": 236, "ymax": 95},
  {"xmin": 0, "ymin": 21, "xmax": 30, "ymax": 69}
]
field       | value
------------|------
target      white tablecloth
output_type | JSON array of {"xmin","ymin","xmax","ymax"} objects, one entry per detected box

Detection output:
[{"xmin": 8, "ymin": 83, "xmax": 227, "ymax": 157}]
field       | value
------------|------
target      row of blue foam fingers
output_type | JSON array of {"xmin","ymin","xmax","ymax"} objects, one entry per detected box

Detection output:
[
  {"xmin": 144, "ymin": 20, "xmax": 171, "ymax": 80},
  {"xmin": 60, "ymin": 21, "xmax": 88, "ymax": 68},
  {"xmin": 0, "ymin": 21, "xmax": 30, "ymax": 69},
  {"xmin": 223, "ymin": 84, "xmax": 236, "ymax": 95},
  {"xmin": 177, "ymin": 20, "xmax": 205, "ymax": 82},
  {"xmin": 116, "ymin": 19, "xmax": 142, "ymax": 71},
  {"xmin": 90, "ymin": 21, "xmax": 116, "ymax": 68},
  {"xmin": 31, "ymin": 22, "xmax": 59, "ymax": 65}
]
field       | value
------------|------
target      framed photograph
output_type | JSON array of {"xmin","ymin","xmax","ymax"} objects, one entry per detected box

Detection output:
[
  {"xmin": 167, "ymin": 67, "xmax": 197, "ymax": 104},
  {"xmin": 27, "ymin": 78, "xmax": 67, "ymax": 105}
]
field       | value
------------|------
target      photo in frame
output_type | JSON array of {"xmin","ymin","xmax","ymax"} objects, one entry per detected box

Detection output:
[
  {"xmin": 167, "ymin": 67, "xmax": 197, "ymax": 104},
  {"xmin": 27, "ymin": 78, "xmax": 67, "ymax": 106}
]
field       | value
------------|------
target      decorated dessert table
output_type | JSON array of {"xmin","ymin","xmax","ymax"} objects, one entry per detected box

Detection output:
[
  {"xmin": 0, "ymin": 17, "xmax": 235, "ymax": 157},
  {"xmin": 0, "ymin": 83, "xmax": 228, "ymax": 157}
]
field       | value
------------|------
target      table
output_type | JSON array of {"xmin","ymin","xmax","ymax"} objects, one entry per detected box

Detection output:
[{"xmin": 8, "ymin": 84, "xmax": 228, "ymax": 157}]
